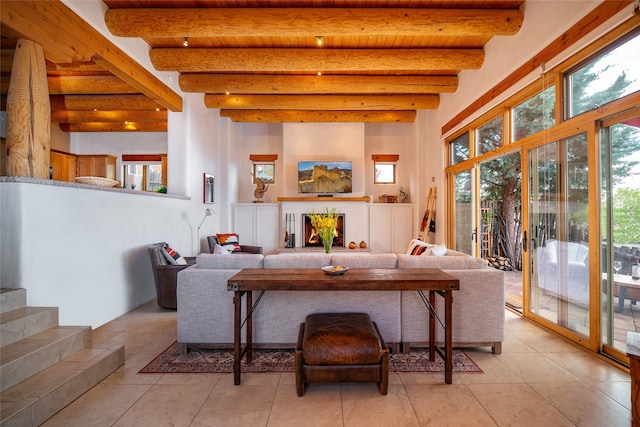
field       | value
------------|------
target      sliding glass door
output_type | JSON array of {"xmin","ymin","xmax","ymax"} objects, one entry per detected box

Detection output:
[
  {"xmin": 452, "ymin": 169, "xmax": 475, "ymax": 256},
  {"xmin": 527, "ymin": 133, "xmax": 590, "ymax": 338},
  {"xmin": 600, "ymin": 111, "xmax": 640, "ymax": 359}
]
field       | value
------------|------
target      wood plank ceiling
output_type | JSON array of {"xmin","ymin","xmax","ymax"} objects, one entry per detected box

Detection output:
[{"xmin": 1, "ymin": 0, "xmax": 524, "ymax": 131}]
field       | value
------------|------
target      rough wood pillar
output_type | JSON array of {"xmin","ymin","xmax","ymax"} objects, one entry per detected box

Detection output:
[{"xmin": 6, "ymin": 39, "xmax": 50, "ymax": 178}]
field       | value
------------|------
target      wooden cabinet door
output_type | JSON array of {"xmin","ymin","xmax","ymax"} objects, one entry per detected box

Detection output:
[
  {"xmin": 76, "ymin": 156, "xmax": 95, "ymax": 177},
  {"xmin": 369, "ymin": 204, "xmax": 414, "ymax": 253},
  {"xmin": 76, "ymin": 155, "xmax": 116, "ymax": 179},
  {"xmin": 50, "ymin": 150, "xmax": 76, "ymax": 182}
]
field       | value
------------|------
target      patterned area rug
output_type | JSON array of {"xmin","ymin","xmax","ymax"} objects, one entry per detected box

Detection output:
[{"xmin": 139, "ymin": 342, "xmax": 483, "ymax": 374}]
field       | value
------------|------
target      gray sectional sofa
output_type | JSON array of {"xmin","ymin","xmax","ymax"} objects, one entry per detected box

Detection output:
[{"xmin": 176, "ymin": 250, "xmax": 505, "ymax": 354}]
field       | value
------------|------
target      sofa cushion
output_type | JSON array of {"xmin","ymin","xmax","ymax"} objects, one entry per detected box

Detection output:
[
  {"xmin": 196, "ymin": 253, "xmax": 264, "ymax": 269},
  {"xmin": 331, "ymin": 253, "xmax": 398, "ymax": 269},
  {"xmin": 162, "ymin": 243, "xmax": 187, "ymax": 265},
  {"xmin": 397, "ymin": 253, "xmax": 488, "ymax": 269},
  {"xmin": 216, "ymin": 233, "xmax": 241, "ymax": 252},
  {"xmin": 265, "ymin": 253, "xmax": 331, "ymax": 269}
]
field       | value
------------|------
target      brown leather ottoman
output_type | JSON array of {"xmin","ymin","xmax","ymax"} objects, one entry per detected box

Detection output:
[{"xmin": 295, "ymin": 312, "xmax": 389, "ymax": 396}]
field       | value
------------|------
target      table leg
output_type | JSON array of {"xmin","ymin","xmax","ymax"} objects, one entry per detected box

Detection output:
[
  {"xmin": 246, "ymin": 290, "xmax": 253, "ymax": 363},
  {"xmin": 619, "ymin": 286, "xmax": 627, "ymax": 313},
  {"xmin": 429, "ymin": 290, "xmax": 436, "ymax": 362},
  {"xmin": 233, "ymin": 290, "xmax": 242, "ymax": 385},
  {"xmin": 444, "ymin": 289, "xmax": 453, "ymax": 385}
]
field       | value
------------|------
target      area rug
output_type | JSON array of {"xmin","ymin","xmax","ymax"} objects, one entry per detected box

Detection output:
[{"xmin": 139, "ymin": 342, "xmax": 483, "ymax": 374}]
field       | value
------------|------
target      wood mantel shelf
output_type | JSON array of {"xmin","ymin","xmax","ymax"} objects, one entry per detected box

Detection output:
[{"xmin": 277, "ymin": 196, "xmax": 370, "ymax": 202}]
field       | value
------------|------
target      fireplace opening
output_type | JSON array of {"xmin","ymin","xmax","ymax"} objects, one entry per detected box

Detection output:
[{"xmin": 303, "ymin": 213, "xmax": 345, "ymax": 248}]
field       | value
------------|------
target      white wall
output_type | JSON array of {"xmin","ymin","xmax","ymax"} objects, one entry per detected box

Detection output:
[
  {"xmin": 230, "ymin": 122, "xmax": 283, "ymax": 204},
  {"xmin": 0, "ymin": 181, "xmax": 193, "ymax": 327},
  {"xmin": 283, "ymin": 123, "xmax": 366, "ymax": 196}
]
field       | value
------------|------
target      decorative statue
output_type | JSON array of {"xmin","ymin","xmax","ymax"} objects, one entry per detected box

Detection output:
[
  {"xmin": 251, "ymin": 173, "xmax": 269, "ymax": 203},
  {"xmin": 399, "ymin": 186, "xmax": 409, "ymax": 203}
]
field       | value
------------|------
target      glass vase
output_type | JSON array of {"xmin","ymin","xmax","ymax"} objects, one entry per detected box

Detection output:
[{"xmin": 322, "ymin": 237, "xmax": 334, "ymax": 254}]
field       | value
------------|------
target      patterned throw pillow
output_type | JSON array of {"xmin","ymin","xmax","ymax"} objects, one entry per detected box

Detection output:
[
  {"xmin": 406, "ymin": 239, "xmax": 432, "ymax": 256},
  {"xmin": 162, "ymin": 243, "xmax": 187, "ymax": 265},
  {"xmin": 216, "ymin": 233, "xmax": 241, "ymax": 252}
]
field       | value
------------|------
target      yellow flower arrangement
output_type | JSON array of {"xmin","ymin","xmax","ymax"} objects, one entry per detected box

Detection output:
[{"xmin": 308, "ymin": 207, "xmax": 339, "ymax": 254}]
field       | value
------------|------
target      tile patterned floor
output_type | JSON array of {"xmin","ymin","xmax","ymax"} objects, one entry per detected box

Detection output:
[{"xmin": 42, "ymin": 300, "xmax": 632, "ymax": 427}]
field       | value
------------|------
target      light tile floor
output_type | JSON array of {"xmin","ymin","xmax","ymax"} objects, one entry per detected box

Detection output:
[
  {"xmin": 42, "ymin": 300, "xmax": 632, "ymax": 427},
  {"xmin": 504, "ymin": 270, "xmax": 639, "ymax": 353}
]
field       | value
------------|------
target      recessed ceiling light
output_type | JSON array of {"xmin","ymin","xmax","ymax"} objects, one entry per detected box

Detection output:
[
  {"xmin": 183, "ymin": 37, "xmax": 189, "ymax": 47},
  {"xmin": 316, "ymin": 36, "xmax": 323, "ymax": 47}
]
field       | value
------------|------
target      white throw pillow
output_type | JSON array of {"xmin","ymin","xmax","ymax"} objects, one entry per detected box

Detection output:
[
  {"xmin": 429, "ymin": 244, "xmax": 448, "ymax": 256},
  {"xmin": 213, "ymin": 244, "xmax": 232, "ymax": 255}
]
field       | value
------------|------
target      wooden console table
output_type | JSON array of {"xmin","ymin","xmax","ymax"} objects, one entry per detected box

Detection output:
[{"xmin": 227, "ymin": 268, "xmax": 460, "ymax": 385}]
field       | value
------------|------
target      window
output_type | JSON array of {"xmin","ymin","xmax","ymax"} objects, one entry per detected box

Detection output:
[
  {"xmin": 250, "ymin": 154, "xmax": 277, "ymax": 184},
  {"xmin": 449, "ymin": 133, "xmax": 469, "ymax": 166},
  {"xmin": 374, "ymin": 163, "xmax": 396, "ymax": 184},
  {"xmin": 121, "ymin": 154, "xmax": 165, "ymax": 192},
  {"xmin": 512, "ymin": 85, "xmax": 556, "ymax": 141},
  {"xmin": 477, "ymin": 116, "xmax": 503, "ymax": 155},
  {"xmin": 372, "ymin": 154, "xmax": 398, "ymax": 184},
  {"xmin": 565, "ymin": 30, "xmax": 640, "ymax": 119},
  {"xmin": 252, "ymin": 163, "xmax": 275, "ymax": 184}
]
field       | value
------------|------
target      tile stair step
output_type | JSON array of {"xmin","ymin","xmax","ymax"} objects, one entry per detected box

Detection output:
[
  {"xmin": 1, "ymin": 306, "xmax": 59, "ymax": 347},
  {"xmin": 0, "ymin": 326, "xmax": 92, "ymax": 393},
  {"xmin": 0, "ymin": 289, "xmax": 26, "ymax": 314},
  {"xmin": 0, "ymin": 345, "xmax": 125, "ymax": 427}
]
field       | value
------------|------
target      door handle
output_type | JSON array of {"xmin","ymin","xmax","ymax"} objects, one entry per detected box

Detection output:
[
  {"xmin": 523, "ymin": 230, "xmax": 528, "ymax": 252},
  {"xmin": 471, "ymin": 228, "xmax": 477, "ymax": 242}
]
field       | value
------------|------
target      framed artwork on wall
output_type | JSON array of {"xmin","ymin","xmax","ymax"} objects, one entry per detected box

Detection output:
[{"xmin": 204, "ymin": 173, "xmax": 214, "ymax": 203}]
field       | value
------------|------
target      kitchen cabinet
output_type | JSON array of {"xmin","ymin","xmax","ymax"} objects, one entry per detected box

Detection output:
[
  {"xmin": 50, "ymin": 150, "xmax": 76, "ymax": 182},
  {"xmin": 76, "ymin": 154, "xmax": 116, "ymax": 180},
  {"xmin": 232, "ymin": 203, "xmax": 280, "ymax": 254},
  {"xmin": 368, "ymin": 203, "xmax": 414, "ymax": 254}
]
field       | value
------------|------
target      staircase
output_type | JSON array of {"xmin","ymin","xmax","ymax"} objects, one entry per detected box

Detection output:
[{"xmin": 0, "ymin": 288, "xmax": 124, "ymax": 427}]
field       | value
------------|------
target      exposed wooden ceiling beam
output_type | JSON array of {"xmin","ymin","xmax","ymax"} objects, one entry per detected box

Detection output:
[
  {"xmin": 50, "ymin": 94, "xmax": 166, "ymax": 111},
  {"xmin": 2, "ymin": 53, "xmax": 106, "ymax": 74},
  {"xmin": 105, "ymin": 8, "xmax": 523, "ymax": 38},
  {"xmin": 205, "ymin": 94, "xmax": 438, "ymax": 110},
  {"xmin": 150, "ymin": 48, "xmax": 484, "ymax": 73},
  {"xmin": 59, "ymin": 122, "xmax": 167, "ymax": 132},
  {"xmin": 46, "ymin": 76, "xmax": 140, "ymax": 95},
  {"xmin": 220, "ymin": 109, "xmax": 416, "ymax": 123},
  {"xmin": 51, "ymin": 110, "xmax": 167, "ymax": 123},
  {"xmin": 180, "ymin": 74, "xmax": 458, "ymax": 95},
  {"xmin": 0, "ymin": 76, "xmax": 142, "ymax": 95},
  {"xmin": 0, "ymin": 0, "xmax": 182, "ymax": 112}
]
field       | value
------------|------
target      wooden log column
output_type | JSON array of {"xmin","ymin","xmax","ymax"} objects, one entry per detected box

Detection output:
[{"xmin": 6, "ymin": 39, "xmax": 50, "ymax": 178}]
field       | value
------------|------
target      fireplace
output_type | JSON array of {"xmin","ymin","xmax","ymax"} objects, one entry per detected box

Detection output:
[{"xmin": 303, "ymin": 213, "xmax": 345, "ymax": 248}]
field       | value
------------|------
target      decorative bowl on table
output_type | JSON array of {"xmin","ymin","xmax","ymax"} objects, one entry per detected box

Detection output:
[
  {"xmin": 75, "ymin": 176, "xmax": 120, "ymax": 187},
  {"xmin": 322, "ymin": 265, "xmax": 349, "ymax": 276}
]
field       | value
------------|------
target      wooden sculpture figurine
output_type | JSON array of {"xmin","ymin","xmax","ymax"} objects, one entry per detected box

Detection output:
[{"xmin": 251, "ymin": 173, "xmax": 269, "ymax": 203}]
